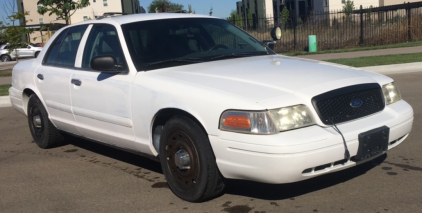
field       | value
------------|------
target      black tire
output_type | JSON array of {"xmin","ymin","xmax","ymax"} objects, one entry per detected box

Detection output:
[
  {"xmin": 27, "ymin": 94, "xmax": 63, "ymax": 149},
  {"xmin": 159, "ymin": 116, "xmax": 225, "ymax": 202},
  {"xmin": 34, "ymin": 51, "xmax": 40, "ymax": 58},
  {"xmin": 1, "ymin": 55, "xmax": 11, "ymax": 62}
]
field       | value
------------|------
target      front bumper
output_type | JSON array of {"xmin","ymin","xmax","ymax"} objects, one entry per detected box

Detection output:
[{"xmin": 210, "ymin": 100, "xmax": 413, "ymax": 184}]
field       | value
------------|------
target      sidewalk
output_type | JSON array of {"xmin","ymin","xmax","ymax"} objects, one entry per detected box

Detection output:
[
  {"xmin": 296, "ymin": 46, "xmax": 422, "ymax": 60},
  {"xmin": 0, "ymin": 76, "xmax": 11, "ymax": 85}
]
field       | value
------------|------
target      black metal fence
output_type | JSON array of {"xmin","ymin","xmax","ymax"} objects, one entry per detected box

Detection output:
[{"xmin": 226, "ymin": 2, "xmax": 422, "ymax": 53}]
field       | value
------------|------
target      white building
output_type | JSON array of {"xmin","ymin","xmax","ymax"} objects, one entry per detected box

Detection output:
[
  {"xmin": 236, "ymin": 0, "xmax": 275, "ymax": 18},
  {"xmin": 17, "ymin": 0, "xmax": 141, "ymax": 43}
]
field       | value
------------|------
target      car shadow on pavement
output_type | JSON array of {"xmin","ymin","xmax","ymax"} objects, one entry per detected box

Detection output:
[
  {"xmin": 61, "ymin": 134, "xmax": 387, "ymax": 201},
  {"xmin": 223, "ymin": 154, "xmax": 387, "ymax": 200},
  {"xmin": 63, "ymin": 135, "xmax": 163, "ymax": 174}
]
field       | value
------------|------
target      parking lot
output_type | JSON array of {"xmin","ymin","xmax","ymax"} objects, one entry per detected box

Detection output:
[{"xmin": 0, "ymin": 72, "xmax": 421, "ymax": 213}]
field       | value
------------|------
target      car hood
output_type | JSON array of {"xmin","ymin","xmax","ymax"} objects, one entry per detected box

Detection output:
[{"xmin": 151, "ymin": 55, "xmax": 391, "ymax": 103}]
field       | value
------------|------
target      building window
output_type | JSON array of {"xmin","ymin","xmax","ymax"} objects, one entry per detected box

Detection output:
[
  {"xmin": 103, "ymin": 0, "xmax": 107, "ymax": 6},
  {"xmin": 342, "ymin": 0, "xmax": 345, "ymax": 3},
  {"xmin": 56, "ymin": 17, "xmax": 60, "ymax": 20},
  {"xmin": 93, "ymin": 0, "xmax": 96, "ymax": 2},
  {"xmin": 37, "ymin": 3, "xmax": 42, "ymax": 10},
  {"xmin": 39, "ymin": 18, "xmax": 44, "ymax": 24},
  {"xmin": 83, "ymin": 16, "xmax": 89, "ymax": 21}
]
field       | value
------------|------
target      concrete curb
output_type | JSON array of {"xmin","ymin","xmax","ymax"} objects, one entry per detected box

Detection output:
[
  {"xmin": 0, "ymin": 96, "xmax": 11, "ymax": 108},
  {"xmin": 0, "ymin": 61, "xmax": 17, "ymax": 65},
  {"xmin": 361, "ymin": 62, "xmax": 422, "ymax": 75}
]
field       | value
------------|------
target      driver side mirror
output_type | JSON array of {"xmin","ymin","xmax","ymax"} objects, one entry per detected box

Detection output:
[
  {"xmin": 91, "ymin": 55, "xmax": 125, "ymax": 72},
  {"xmin": 27, "ymin": 46, "xmax": 31, "ymax": 49}
]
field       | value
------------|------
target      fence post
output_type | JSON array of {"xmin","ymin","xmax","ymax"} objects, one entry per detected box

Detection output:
[
  {"xmin": 359, "ymin": 5, "xmax": 364, "ymax": 46},
  {"xmin": 294, "ymin": 19, "xmax": 297, "ymax": 52},
  {"xmin": 407, "ymin": 2, "xmax": 412, "ymax": 41},
  {"xmin": 233, "ymin": 15, "xmax": 236, "ymax": 27}
]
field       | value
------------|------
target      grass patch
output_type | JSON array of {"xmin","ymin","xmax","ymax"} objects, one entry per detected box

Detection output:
[
  {"xmin": 324, "ymin": 52, "xmax": 422, "ymax": 67},
  {"xmin": 0, "ymin": 72, "xmax": 12, "ymax": 77},
  {"xmin": 0, "ymin": 84, "xmax": 11, "ymax": 96},
  {"xmin": 280, "ymin": 41, "xmax": 422, "ymax": 56}
]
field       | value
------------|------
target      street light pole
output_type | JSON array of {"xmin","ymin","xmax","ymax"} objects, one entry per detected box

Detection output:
[{"xmin": 276, "ymin": 0, "xmax": 280, "ymax": 25}]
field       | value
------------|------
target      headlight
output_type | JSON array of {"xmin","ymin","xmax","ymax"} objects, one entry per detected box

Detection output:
[
  {"xmin": 382, "ymin": 82, "xmax": 401, "ymax": 105},
  {"xmin": 220, "ymin": 111, "xmax": 278, "ymax": 134},
  {"xmin": 268, "ymin": 105, "xmax": 315, "ymax": 131},
  {"xmin": 220, "ymin": 105, "xmax": 315, "ymax": 134}
]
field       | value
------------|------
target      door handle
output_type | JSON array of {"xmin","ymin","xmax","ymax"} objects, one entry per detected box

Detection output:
[
  {"xmin": 37, "ymin": 74, "xmax": 44, "ymax": 80},
  {"xmin": 71, "ymin": 79, "xmax": 82, "ymax": 86}
]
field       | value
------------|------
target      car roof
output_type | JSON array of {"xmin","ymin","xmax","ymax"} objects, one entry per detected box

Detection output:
[{"xmin": 72, "ymin": 13, "xmax": 220, "ymax": 26}]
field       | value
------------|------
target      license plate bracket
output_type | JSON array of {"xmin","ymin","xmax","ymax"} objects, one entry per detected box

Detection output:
[{"xmin": 354, "ymin": 126, "xmax": 389, "ymax": 162}]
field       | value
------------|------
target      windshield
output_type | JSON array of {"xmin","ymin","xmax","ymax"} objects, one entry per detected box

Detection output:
[{"xmin": 121, "ymin": 18, "xmax": 273, "ymax": 70}]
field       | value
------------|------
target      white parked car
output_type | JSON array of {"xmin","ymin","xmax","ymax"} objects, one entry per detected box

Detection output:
[
  {"xmin": 8, "ymin": 13, "xmax": 413, "ymax": 202},
  {"xmin": 0, "ymin": 43, "xmax": 43, "ymax": 62}
]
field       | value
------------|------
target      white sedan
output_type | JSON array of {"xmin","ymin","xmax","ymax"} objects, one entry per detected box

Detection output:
[
  {"xmin": 8, "ymin": 13, "xmax": 413, "ymax": 202},
  {"xmin": 0, "ymin": 43, "xmax": 43, "ymax": 62}
]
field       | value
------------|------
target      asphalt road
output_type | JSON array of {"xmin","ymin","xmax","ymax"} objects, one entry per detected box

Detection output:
[{"xmin": 0, "ymin": 72, "xmax": 421, "ymax": 213}]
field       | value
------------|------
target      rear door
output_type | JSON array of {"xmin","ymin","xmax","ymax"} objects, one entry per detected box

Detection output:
[
  {"xmin": 70, "ymin": 24, "xmax": 137, "ymax": 150},
  {"xmin": 35, "ymin": 25, "xmax": 88, "ymax": 134}
]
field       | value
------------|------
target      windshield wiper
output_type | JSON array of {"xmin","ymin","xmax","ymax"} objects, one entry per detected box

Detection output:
[
  {"xmin": 210, "ymin": 52, "xmax": 266, "ymax": 61},
  {"xmin": 145, "ymin": 58, "xmax": 203, "ymax": 67}
]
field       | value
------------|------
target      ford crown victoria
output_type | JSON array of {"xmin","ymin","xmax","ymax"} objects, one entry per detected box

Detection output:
[{"xmin": 8, "ymin": 13, "xmax": 413, "ymax": 202}]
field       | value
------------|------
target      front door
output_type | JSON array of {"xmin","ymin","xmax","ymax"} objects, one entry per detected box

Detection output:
[
  {"xmin": 70, "ymin": 24, "xmax": 137, "ymax": 150},
  {"xmin": 17, "ymin": 45, "xmax": 32, "ymax": 57}
]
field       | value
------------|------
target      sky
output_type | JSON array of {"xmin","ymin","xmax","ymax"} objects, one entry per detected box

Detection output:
[{"xmin": 139, "ymin": 0, "xmax": 240, "ymax": 18}]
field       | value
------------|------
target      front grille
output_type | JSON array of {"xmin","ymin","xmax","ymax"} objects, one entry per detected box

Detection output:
[{"xmin": 312, "ymin": 83, "xmax": 385, "ymax": 125}]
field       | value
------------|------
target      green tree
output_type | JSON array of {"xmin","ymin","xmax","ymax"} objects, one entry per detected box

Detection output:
[
  {"xmin": 226, "ymin": 10, "xmax": 243, "ymax": 27},
  {"xmin": 0, "ymin": 12, "xmax": 34, "ymax": 61},
  {"xmin": 280, "ymin": 7, "xmax": 290, "ymax": 27},
  {"xmin": 342, "ymin": 0, "xmax": 355, "ymax": 18},
  {"xmin": 148, "ymin": 0, "xmax": 183, "ymax": 13},
  {"xmin": 188, "ymin": 4, "xmax": 193, "ymax": 13},
  {"xmin": 37, "ymin": 0, "xmax": 90, "ymax": 25}
]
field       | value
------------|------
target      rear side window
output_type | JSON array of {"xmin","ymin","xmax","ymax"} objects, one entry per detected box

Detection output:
[
  {"xmin": 82, "ymin": 24, "xmax": 126, "ymax": 69},
  {"xmin": 44, "ymin": 25, "xmax": 88, "ymax": 67}
]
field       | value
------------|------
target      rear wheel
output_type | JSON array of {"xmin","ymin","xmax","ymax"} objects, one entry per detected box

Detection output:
[
  {"xmin": 1, "ymin": 55, "xmax": 11, "ymax": 62},
  {"xmin": 159, "ymin": 116, "xmax": 225, "ymax": 202},
  {"xmin": 27, "ymin": 94, "xmax": 63, "ymax": 149}
]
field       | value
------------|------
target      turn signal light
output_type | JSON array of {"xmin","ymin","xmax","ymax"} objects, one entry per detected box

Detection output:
[{"xmin": 224, "ymin": 115, "xmax": 251, "ymax": 129}]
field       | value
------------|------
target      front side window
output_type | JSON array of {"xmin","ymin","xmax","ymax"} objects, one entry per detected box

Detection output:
[
  {"xmin": 44, "ymin": 25, "xmax": 88, "ymax": 67},
  {"xmin": 82, "ymin": 24, "xmax": 126, "ymax": 69},
  {"xmin": 121, "ymin": 18, "xmax": 271, "ymax": 71}
]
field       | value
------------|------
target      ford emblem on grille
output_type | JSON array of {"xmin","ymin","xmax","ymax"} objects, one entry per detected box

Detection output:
[{"xmin": 350, "ymin": 99, "xmax": 363, "ymax": 108}]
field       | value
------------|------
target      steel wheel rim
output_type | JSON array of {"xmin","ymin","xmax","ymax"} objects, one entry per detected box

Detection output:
[
  {"xmin": 165, "ymin": 131, "xmax": 200, "ymax": 189},
  {"xmin": 29, "ymin": 105, "xmax": 44, "ymax": 139}
]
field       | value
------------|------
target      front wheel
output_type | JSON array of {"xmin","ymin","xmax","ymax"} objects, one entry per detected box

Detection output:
[
  {"xmin": 27, "ymin": 94, "xmax": 63, "ymax": 148},
  {"xmin": 159, "ymin": 116, "xmax": 225, "ymax": 202}
]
